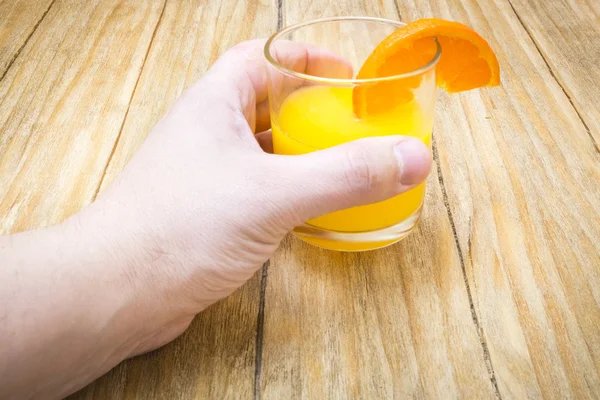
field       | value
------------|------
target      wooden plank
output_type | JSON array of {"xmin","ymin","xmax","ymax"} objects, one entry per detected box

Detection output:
[
  {"xmin": 97, "ymin": 0, "xmax": 277, "ymax": 191},
  {"xmin": 282, "ymin": 0, "xmax": 398, "ymax": 21},
  {"xmin": 0, "ymin": 0, "xmax": 166, "ymax": 233},
  {"xmin": 259, "ymin": 1, "xmax": 498, "ymax": 398},
  {"xmin": 70, "ymin": 0, "xmax": 276, "ymax": 398},
  {"xmin": 394, "ymin": 0, "xmax": 600, "ymax": 397},
  {"xmin": 506, "ymin": 0, "xmax": 600, "ymax": 145},
  {"xmin": 0, "ymin": 0, "xmax": 54, "ymax": 79},
  {"xmin": 262, "ymin": 176, "xmax": 498, "ymax": 398}
]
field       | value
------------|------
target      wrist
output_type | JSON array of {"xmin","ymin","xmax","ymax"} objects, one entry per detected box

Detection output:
[
  {"xmin": 65, "ymin": 196, "xmax": 199, "ymax": 354},
  {"xmin": 60, "ymin": 204, "xmax": 165, "ymax": 346},
  {"xmin": 0, "ymin": 215, "xmax": 156, "ymax": 398},
  {"xmin": 51, "ymin": 217, "xmax": 148, "ymax": 388}
]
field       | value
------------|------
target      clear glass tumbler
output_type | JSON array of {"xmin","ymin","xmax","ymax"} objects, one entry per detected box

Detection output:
[{"xmin": 264, "ymin": 16, "xmax": 440, "ymax": 251}]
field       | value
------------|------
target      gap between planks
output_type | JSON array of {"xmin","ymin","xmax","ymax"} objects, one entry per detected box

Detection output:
[
  {"xmin": 253, "ymin": 4, "xmax": 284, "ymax": 398},
  {"xmin": 395, "ymin": 0, "xmax": 502, "ymax": 395},
  {"xmin": 91, "ymin": 0, "xmax": 169, "ymax": 202},
  {"xmin": 253, "ymin": 4, "xmax": 283, "ymax": 399},
  {"xmin": 433, "ymin": 141, "xmax": 502, "ymax": 399},
  {"xmin": 254, "ymin": 260, "xmax": 270, "ymax": 400},
  {"xmin": 0, "ymin": 0, "xmax": 57, "ymax": 83},
  {"xmin": 506, "ymin": 0, "xmax": 599, "ymax": 154}
]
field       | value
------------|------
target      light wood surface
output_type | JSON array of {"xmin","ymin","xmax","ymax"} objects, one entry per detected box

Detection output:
[
  {"xmin": 0, "ymin": 0, "xmax": 54, "ymax": 79},
  {"xmin": 1, "ymin": 0, "xmax": 598, "ymax": 398}
]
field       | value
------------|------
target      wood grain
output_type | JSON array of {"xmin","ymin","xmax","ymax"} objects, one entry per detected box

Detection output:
[
  {"xmin": 68, "ymin": 282, "xmax": 261, "ymax": 400},
  {"xmin": 281, "ymin": 0, "xmax": 398, "ymax": 21},
  {"xmin": 97, "ymin": 0, "xmax": 276, "ymax": 194},
  {"xmin": 70, "ymin": 0, "xmax": 276, "ymax": 398},
  {"xmin": 0, "ymin": 0, "xmax": 165, "ymax": 233},
  {"xmin": 261, "ymin": 179, "xmax": 498, "ymax": 398},
  {"xmin": 0, "ymin": 0, "xmax": 54, "ymax": 79},
  {"xmin": 394, "ymin": 0, "xmax": 600, "ymax": 397},
  {"xmin": 507, "ymin": 0, "xmax": 600, "ymax": 145}
]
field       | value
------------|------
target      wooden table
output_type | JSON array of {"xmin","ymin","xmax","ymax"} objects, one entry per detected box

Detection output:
[{"xmin": 1, "ymin": 0, "xmax": 599, "ymax": 398}]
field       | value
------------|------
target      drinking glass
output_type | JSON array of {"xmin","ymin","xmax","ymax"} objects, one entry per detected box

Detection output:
[{"xmin": 264, "ymin": 16, "xmax": 440, "ymax": 251}]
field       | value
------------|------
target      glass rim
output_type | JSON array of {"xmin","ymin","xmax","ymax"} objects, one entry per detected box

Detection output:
[{"xmin": 263, "ymin": 16, "xmax": 442, "ymax": 85}]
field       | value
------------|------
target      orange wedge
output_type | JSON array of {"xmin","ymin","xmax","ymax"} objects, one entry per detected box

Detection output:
[{"xmin": 353, "ymin": 18, "xmax": 500, "ymax": 118}]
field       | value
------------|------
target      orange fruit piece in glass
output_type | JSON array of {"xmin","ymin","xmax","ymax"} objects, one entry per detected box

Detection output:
[{"xmin": 353, "ymin": 18, "xmax": 500, "ymax": 117}]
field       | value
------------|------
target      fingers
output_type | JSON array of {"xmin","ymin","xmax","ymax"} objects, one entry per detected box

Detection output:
[
  {"xmin": 269, "ymin": 136, "xmax": 432, "ymax": 224},
  {"xmin": 255, "ymin": 100, "xmax": 271, "ymax": 134},
  {"xmin": 255, "ymin": 130, "xmax": 273, "ymax": 153},
  {"xmin": 186, "ymin": 39, "xmax": 353, "ymax": 137},
  {"xmin": 268, "ymin": 39, "xmax": 354, "ymax": 80},
  {"xmin": 262, "ymin": 40, "xmax": 353, "ymax": 132}
]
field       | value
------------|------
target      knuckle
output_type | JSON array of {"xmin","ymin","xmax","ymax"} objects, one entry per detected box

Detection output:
[
  {"xmin": 343, "ymin": 141, "xmax": 379, "ymax": 195},
  {"xmin": 230, "ymin": 40, "xmax": 264, "ymax": 61}
]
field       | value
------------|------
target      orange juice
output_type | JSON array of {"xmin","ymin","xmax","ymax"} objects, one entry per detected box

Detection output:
[{"xmin": 272, "ymin": 85, "xmax": 433, "ymax": 250}]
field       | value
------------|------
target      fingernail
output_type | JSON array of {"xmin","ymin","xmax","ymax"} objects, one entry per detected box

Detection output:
[{"xmin": 394, "ymin": 138, "xmax": 432, "ymax": 185}]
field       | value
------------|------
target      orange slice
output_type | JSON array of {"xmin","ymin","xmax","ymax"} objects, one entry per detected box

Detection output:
[{"xmin": 353, "ymin": 18, "xmax": 500, "ymax": 117}]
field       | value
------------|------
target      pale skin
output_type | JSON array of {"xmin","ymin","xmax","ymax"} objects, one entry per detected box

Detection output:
[{"xmin": 0, "ymin": 40, "xmax": 432, "ymax": 399}]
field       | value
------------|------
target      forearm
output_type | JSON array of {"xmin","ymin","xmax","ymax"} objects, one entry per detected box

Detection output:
[{"xmin": 0, "ymin": 212, "xmax": 147, "ymax": 399}]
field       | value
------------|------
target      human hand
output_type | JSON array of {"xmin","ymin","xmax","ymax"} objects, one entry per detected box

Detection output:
[
  {"xmin": 78, "ymin": 39, "xmax": 432, "ymax": 355},
  {"xmin": 0, "ymin": 39, "xmax": 433, "ymax": 399}
]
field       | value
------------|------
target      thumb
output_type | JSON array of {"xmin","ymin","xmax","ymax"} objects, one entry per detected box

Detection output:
[{"xmin": 275, "ymin": 136, "xmax": 432, "ymax": 224}]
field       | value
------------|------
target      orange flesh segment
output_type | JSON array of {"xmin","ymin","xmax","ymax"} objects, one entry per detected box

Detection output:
[{"xmin": 353, "ymin": 18, "xmax": 500, "ymax": 118}]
